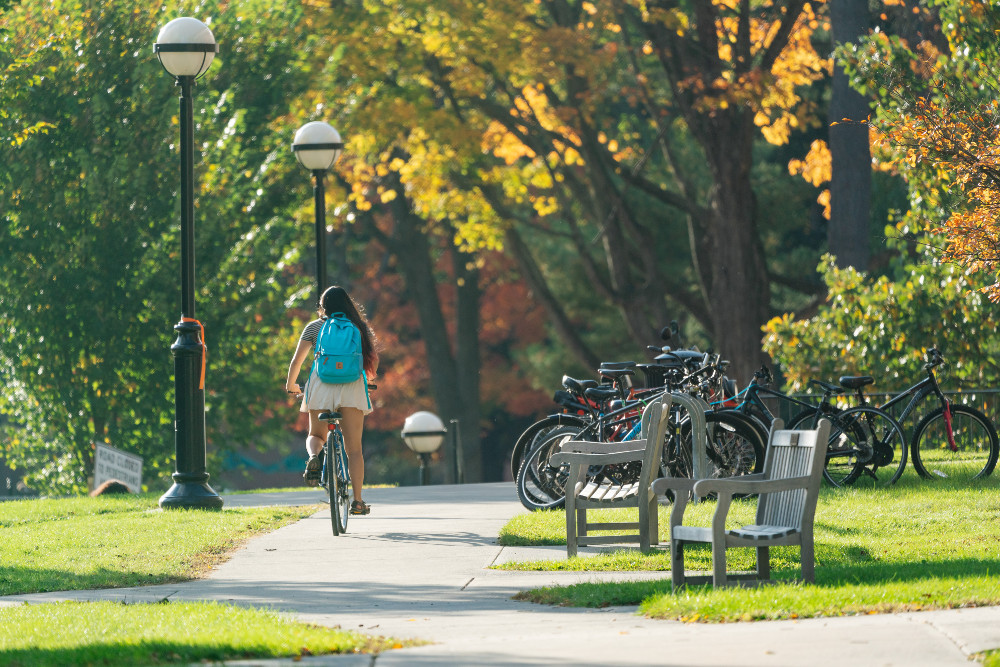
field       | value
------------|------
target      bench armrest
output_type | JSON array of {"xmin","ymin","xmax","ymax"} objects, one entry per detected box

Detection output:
[{"xmin": 692, "ymin": 474, "xmax": 810, "ymax": 498}]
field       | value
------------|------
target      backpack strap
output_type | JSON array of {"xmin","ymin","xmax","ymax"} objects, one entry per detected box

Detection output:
[{"xmin": 362, "ymin": 370, "xmax": 371, "ymax": 411}]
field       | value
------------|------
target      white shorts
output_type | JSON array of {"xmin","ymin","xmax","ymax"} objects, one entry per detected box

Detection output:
[{"xmin": 300, "ymin": 372, "xmax": 373, "ymax": 415}]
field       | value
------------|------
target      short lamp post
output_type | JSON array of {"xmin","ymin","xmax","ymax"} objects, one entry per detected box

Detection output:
[
  {"xmin": 154, "ymin": 17, "xmax": 223, "ymax": 510},
  {"xmin": 401, "ymin": 411, "xmax": 447, "ymax": 486},
  {"xmin": 292, "ymin": 121, "xmax": 343, "ymax": 301}
]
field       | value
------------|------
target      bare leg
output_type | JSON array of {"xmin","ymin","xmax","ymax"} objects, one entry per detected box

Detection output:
[
  {"xmin": 339, "ymin": 407, "xmax": 366, "ymax": 503},
  {"xmin": 306, "ymin": 410, "xmax": 327, "ymax": 457}
]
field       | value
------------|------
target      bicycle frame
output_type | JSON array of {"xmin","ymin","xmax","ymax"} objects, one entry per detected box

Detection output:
[
  {"xmin": 734, "ymin": 377, "xmax": 817, "ymax": 425},
  {"xmin": 851, "ymin": 370, "xmax": 947, "ymax": 442}
]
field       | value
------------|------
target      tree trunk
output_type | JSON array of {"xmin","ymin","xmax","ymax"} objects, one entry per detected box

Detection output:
[
  {"xmin": 453, "ymin": 246, "xmax": 483, "ymax": 480},
  {"xmin": 386, "ymin": 201, "xmax": 474, "ymax": 481},
  {"xmin": 828, "ymin": 0, "xmax": 872, "ymax": 270},
  {"xmin": 702, "ymin": 114, "xmax": 772, "ymax": 386}
]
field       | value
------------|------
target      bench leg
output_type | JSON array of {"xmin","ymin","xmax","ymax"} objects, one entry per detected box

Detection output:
[
  {"xmin": 712, "ymin": 541, "xmax": 728, "ymax": 587},
  {"xmin": 640, "ymin": 497, "xmax": 657, "ymax": 552},
  {"xmin": 671, "ymin": 539, "xmax": 685, "ymax": 590},
  {"xmin": 565, "ymin": 496, "xmax": 578, "ymax": 558},
  {"xmin": 801, "ymin": 536, "xmax": 815, "ymax": 583},
  {"xmin": 756, "ymin": 545, "xmax": 770, "ymax": 582}
]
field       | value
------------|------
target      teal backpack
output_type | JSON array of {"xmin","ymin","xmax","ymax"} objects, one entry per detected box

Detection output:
[{"xmin": 311, "ymin": 313, "xmax": 363, "ymax": 384}]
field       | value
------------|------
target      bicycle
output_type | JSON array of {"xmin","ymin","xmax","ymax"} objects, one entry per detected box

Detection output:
[
  {"xmin": 819, "ymin": 349, "xmax": 998, "ymax": 484},
  {"xmin": 318, "ymin": 409, "xmax": 351, "ymax": 535},
  {"xmin": 786, "ymin": 379, "xmax": 908, "ymax": 487},
  {"xmin": 315, "ymin": 382, "xmax": 377, "ymax": 536},
  {"xmin": 516, "ymin": 357, "xmax": 764, "ymax": 510}
]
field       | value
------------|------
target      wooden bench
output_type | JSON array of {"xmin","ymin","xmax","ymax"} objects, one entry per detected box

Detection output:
[
  {"xmin": 551, "ymin": 396, "xmax": 672, "ymax": 557},
  {"xmin": 651, "ymin": 418, "xmax": 831, "ymax": 588}
]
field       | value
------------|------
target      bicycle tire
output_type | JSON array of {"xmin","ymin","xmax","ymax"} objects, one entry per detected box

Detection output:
[
  {"xmin": 714, "ymin": 409, "xmax": 769, "ymax": 451},
  {"xmin": 788, "ymin": 408, "xmax": 862, "ymax": 487},
  {"xmin": 680, "ymin": 412, "xmax": 765, "ymax": 480},
  {"xmin": 509, "ymin": 414, "xmax": 589, "ymax": 481},
  {"xmin": 328, "ymin": 433, "xmax": 350, "ymax": 535},
  {"xmin": 790, "ymin": 406, "xmax": 907, "ymax": 487},
  {"xmin": 516, "ymin": 425, "xmax": 583, "ymax": 511},
  {"xmin": 911, "ymin": 403, "xmax": 999, "ymax": 482}
]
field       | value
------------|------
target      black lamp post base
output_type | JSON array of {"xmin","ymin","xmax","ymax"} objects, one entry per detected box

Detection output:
[{"xmin": 159, "ymin": 479, "xmax": 224, "ymax": 510}]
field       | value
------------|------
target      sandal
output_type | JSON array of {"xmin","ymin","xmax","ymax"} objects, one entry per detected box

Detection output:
[
  {"xmin": 303, "ymin": 454, "xmax": 323, "ymax": 487},
  {"xmin": 350, "ymin": 500, "xmax": 371, "ymax": 515}
]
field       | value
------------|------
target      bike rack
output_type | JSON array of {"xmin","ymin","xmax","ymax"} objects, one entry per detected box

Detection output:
[{"xmin": 669, "ymin": 392, "xmax": 710, "ymax": 501}]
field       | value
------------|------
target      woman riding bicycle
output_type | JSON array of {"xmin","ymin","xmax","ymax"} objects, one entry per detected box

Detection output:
[{"xmin": 285, "ymin": 285, "xmax": 379, "ymax": 516}]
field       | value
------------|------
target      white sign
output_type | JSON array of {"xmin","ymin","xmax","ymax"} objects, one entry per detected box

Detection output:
[{"xmin": 94, "ymin": 443, "xmax": 143, "ymax": 493}]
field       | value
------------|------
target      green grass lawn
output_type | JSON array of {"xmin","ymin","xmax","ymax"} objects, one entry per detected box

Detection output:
[
  {"xmin": 0, "ymin": 493, "xmax": 409, "ymax": 663},
  {"xmin": 0, "ymin": 493, "xmax": 315, "ymax": 594},
  {"xmin": 0, "ymin": 601, "xmax": 406, "ymax": 667},
  {"xmin": 498, "ymin": 476, "xmax": 1000, "ymax": 623}
]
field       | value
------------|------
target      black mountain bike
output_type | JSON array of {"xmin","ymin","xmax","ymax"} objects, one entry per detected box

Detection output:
[
  {"xmin": 825, "ymin": 349, "xmax": 998, "ymax": 483},
  {"xmin": 787, "ymin": 379, "xmax": 908, "ymax": 487}
]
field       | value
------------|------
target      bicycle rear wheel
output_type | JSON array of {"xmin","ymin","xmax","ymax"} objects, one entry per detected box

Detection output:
[
  {"xmin": 680, "ymin": 412, "xmax": 765, "ymax": 480},
  {"xmin": 327, "ymin": 433, "xmax": 350, "ymax": 534},
  {"xmin": 911, "ymin": 404, "xmax": 999, "ymax": 482},
  {"xmin": 791, "ymin": 407, "xmax": 907, "ymax": 487},
  {"xmin": 788, "ymin": 409, "xmax": 863, "ymax": 487},
  {"xmin": 516, "ymin": 426, "xmax": 582, "ymax": 511}
]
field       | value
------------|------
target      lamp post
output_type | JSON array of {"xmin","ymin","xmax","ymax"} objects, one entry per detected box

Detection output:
[
  {"xmin": 154, "ymin": 17, "xmax": 223, "ymax": 510},
  {"xmin": 292, "ymin": 121, "xmax": 343, "ymax": 301},
  {"xmin": 401, "ymin": 411, "xmax": 447, "ymax": 486}
]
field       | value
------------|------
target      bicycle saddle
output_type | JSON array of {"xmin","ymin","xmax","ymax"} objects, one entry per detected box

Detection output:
[
  {"xmin": 562, "ymin": 376, "xmax": 599, "ymax": 394},
  {"xmin": 809, "ymin": 379, "xmax": 845, "ymax": 394},
  {"xmin": 552, "ymin": 390, "xmax": 589, "ymax": 412},
  {"xmin": 318, "ymin": 411, "xmax": 342, "ymax": 421},
  {"xmin": 598, "ymin": 367, "xmax": 635, "ymax": 382},
  {"xmin": 599, "ymin": 361, "xmax": 636, "ymax": 371},
  {"xmin": 584, "ymin": 386, "xmax": 619, "ymax": 402},
  {"xmin": 839, "ymin": 376, "xmax": 874, "ymax": 390}
]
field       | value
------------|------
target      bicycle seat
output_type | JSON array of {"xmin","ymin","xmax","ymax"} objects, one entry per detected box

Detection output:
[
  {"xmin": 599, "ymin": 361, "xmax": 636, "ymax": 371},
  {"xmin": 839, "ymin": 376, "xmax": 874, "ymax": 390},
  {"xmin": 598, "ymin": 368, "xmax": 635, "ymax": 383},
  {"xmin": 562, "ymin": 376, "xmax": 599, "ymax": 394},
  {"xmin": 584, "ymin": 386, "xmax": 619, "ymax": 402},
  {"xmin": 809, "ymin": 379, "xmax": 844, "ymax": 394},
  {"xmin": 318, "ymin": 411, "xmax": 342, "ymax": 421},
  {"xmin": 553, "ymin": 390, "xmax": 589, "ymax": 412}
]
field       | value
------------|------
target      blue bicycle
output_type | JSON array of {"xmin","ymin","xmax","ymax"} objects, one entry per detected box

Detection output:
[{"xmin": 319, "ymin": 410, "xmax": 351, "ymax": 535}]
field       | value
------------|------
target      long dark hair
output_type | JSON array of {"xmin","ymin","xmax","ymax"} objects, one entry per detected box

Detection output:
[{"xmin": 319, "ymin": 285, "xmax": 377, "ymax": 371}]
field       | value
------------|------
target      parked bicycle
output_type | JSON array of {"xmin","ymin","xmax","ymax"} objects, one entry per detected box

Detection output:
[
  {"xmin": 786, "ymin": 378, "xmax": 908, "ymax": 487},
  {"xmin": 515, "ymin": 353, "xmax": 763, "ymax": 511},
  {"xmin": 804, "ymin": 349, "xmax": 998, "ymax": 484}
]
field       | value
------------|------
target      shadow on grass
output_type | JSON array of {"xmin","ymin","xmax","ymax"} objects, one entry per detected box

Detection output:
[
  {"xmin": 816, "ymin": 556, "xmax": 1000, "ymax": 587},
  {"xmin": 0, "ymin": 564, "xmax": 186, "ymax": 597},
  {"xmin": 0, "ymin": 642, "xmax": 290, "ymax": 667}
]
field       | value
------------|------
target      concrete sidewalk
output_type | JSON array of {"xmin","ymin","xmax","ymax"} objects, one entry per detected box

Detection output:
[{"xmin": 4, "ymin": 482, "xmax": 999, "ymax": 665}]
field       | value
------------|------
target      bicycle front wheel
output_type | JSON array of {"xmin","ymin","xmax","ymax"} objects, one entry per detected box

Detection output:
[
  {"xmin": 328, "ymin": 434, "xmax": 350, "ymax": 535},
  {"xmin": 911, "ymin": 404, "xmax": 999, "ymax": 482}
]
